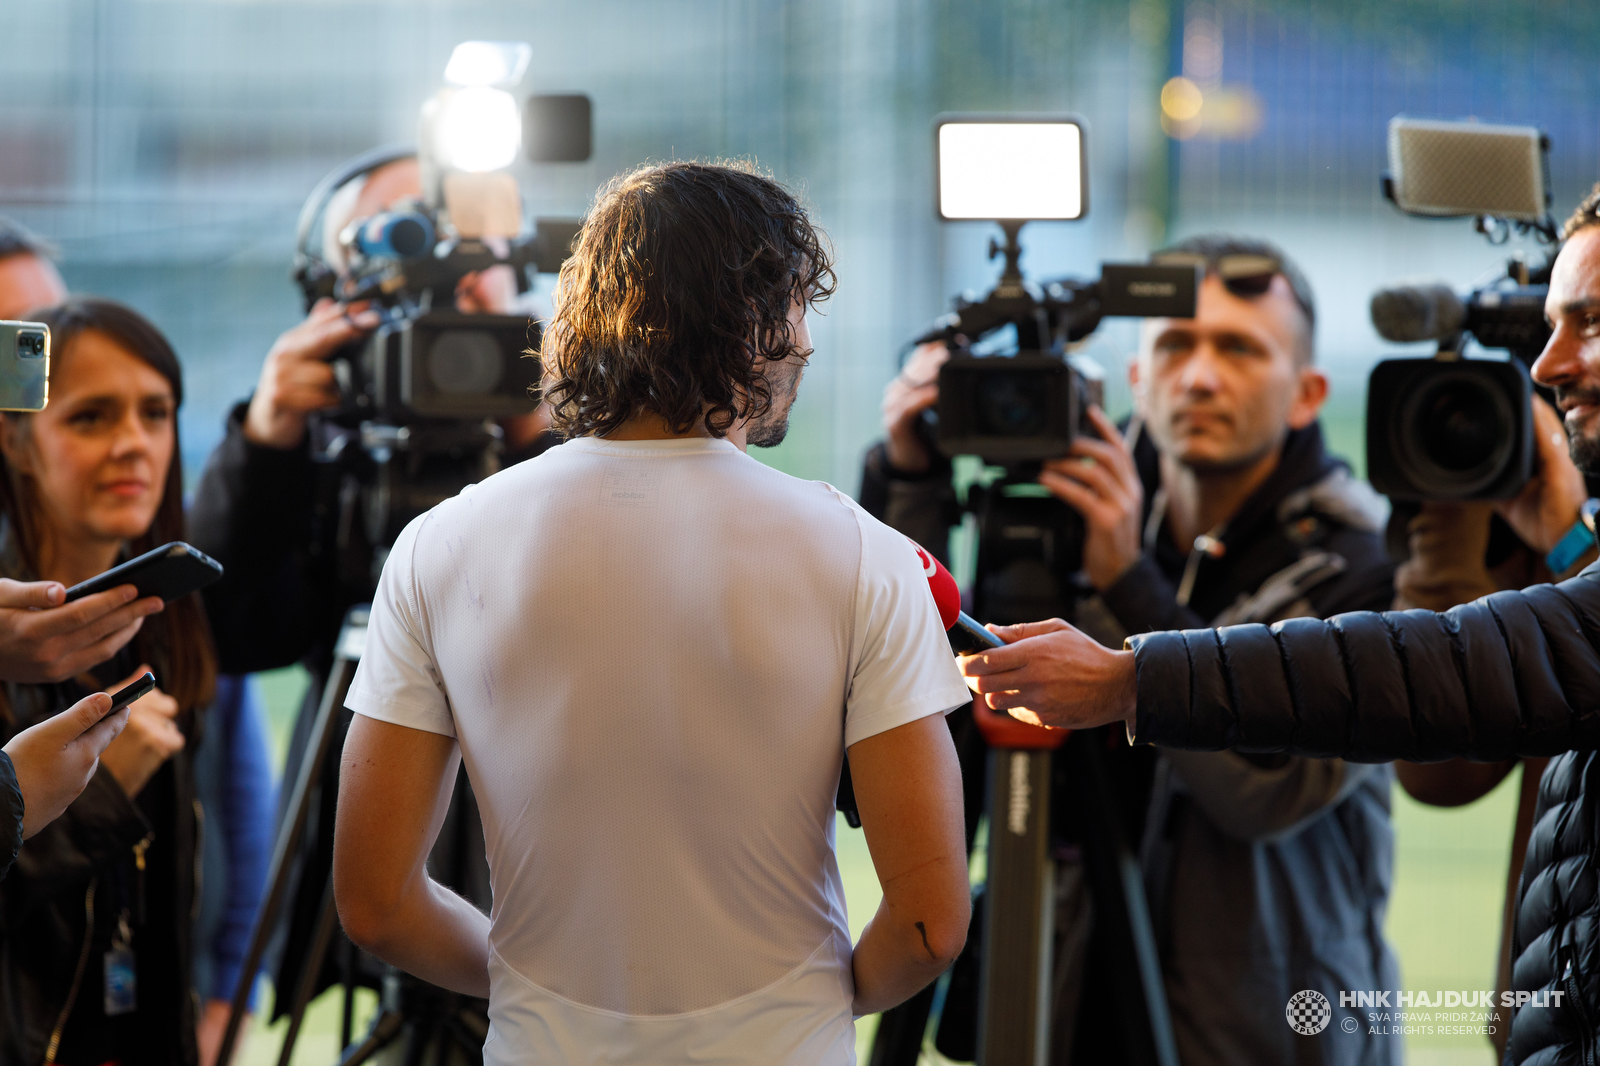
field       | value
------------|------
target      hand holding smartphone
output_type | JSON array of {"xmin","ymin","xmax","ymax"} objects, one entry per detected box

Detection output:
[{"xmin": 64, "ymin": 542, "xmax": 223, "ymax": 604}]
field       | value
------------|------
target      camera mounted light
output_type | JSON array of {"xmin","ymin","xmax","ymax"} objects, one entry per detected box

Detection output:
[
  {"xmin": 433, "ymin": 86, "xmax": 523, "ymax": 174},
  {"xmin": 935, "ymin": 114, "xmax": 1087, "ymax": 222},
  {"xmin": 443, "ymin": 41, "xmax": 532, "ymax": 89}
]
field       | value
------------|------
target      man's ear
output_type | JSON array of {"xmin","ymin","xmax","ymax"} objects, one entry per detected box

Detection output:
[
  {"xmin": 1127, "ymin": 356, "xmax": 1147, "ymax": 418},
  {"xmin": 1286, "ymin": 366, "xmax": 1329, "ymax": 430},
  {"xmin": 0, "ymin": 415, "xmax": 33, "ymax": 476}
]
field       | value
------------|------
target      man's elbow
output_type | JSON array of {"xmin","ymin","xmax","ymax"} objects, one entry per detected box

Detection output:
[
  {"xmin": 919, "ymin": 895, "xmax": 972, "ymax": 970},
  {"xmin": 333, "ymin": 869, "xmax": 403, "ymax": 958}
]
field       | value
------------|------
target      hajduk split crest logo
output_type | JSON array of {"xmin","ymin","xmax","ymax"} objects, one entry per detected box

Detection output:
[{"xmin": 1286, "ymin": 989, "xmax": 1332, "ymax": 1035}]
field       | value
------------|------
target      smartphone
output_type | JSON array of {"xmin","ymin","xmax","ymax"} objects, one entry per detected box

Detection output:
[
  {"xmin": 64, "ymin": 542, "xmax": 224, "ymax": 604},
  {"xmin": 108, "ymin": 672, "xmax": 155, "ymax": 713},
  {"xmin": 0, "ymin": 321, "xmax": 50, "ymax": 412}
]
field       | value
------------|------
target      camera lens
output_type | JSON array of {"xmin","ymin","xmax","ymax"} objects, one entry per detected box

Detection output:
[
  {"xmin": 1417, "ymin": 381, "xmax": 1501, "ymax": 471},
  {"xmin": 976, "ymin": 372, "xmax": 1048, "ymax": 437},
  {"xmin": 388, "ymin": 218, "xmax": 430, "ymax": 258},
  {"xmin": 426, "ymin": 329, "xmax": 504, "ymax": 396},
  {"xmin": 1393, "ymin": 367, "xmax": 1516, "ymax": 495},
  {"xmin": 16, "ymin": 331, "xmax": 44, "ymax": 358}
]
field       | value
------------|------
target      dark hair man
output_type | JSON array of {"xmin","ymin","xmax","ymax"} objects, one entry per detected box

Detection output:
[
  {"xmin": 332, "ymin": 162, "xmax": 972, "ymax": 1064},
  {"xmin": 960, "ymin": 191, "xmax": 1600, "ymax": 1065},
  {"xmin": 862, "ymin": 235, "xmax": 1399, "ymax": 1063}
]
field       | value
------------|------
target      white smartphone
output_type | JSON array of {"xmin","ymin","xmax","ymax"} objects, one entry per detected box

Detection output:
[{"xmin": 0, "ymin": 321, "xmax": 49, "ymax": 412}]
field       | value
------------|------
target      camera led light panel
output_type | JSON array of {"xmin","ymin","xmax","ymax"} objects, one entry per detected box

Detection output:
[{"xmin": 937, "ymin": 116, "xmax": 1086, "ymax": 221}]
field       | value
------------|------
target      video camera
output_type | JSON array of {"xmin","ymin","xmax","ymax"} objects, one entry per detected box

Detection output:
[
  {"xmin": 1366, "ymin": 116, "xmax": 1556, "ymax": 500},
  {"xmin": 290, "ymin": 42, "xmax": 593, "ymax": 566},
  {"xmin": 914, "ymin": 115, "xmax": 1199, "ymax": 627},
  {"xmin": 924, "ymin": 115, "xmax": 1200, "ymax": 465}
]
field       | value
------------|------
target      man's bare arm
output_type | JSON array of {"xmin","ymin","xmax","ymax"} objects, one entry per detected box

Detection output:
[
  {"xmin": 333, "ymin": 714, "xmax": 490, "ymax": 997},
  {"xmin": 847, "ymin": 712, "xmax": 970, "ymax": 1016}
]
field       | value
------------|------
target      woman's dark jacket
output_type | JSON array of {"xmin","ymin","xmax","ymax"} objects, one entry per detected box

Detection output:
[
  {"xmin": 1128, "ymin": 566, "xmax": 1600, "ymax": 1066},
  {"xmin": 0, "ymin": 754, "xmax": 19, "ymax": 882},
  {"xmin": 0, "ymin": 533, "xmax": 200, "ymax": 1066}
]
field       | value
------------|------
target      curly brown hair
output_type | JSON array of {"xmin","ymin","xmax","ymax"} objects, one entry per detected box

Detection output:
[
  {"xmin": 1565, "ymin": 182, "xmax": 1600, "ymax": 239},
  {"xmin": 541, "ymin": 161, "xmax": 835, "ymax": 438}
]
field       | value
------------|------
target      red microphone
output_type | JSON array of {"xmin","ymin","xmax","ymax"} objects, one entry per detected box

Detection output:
[
  {"xmin": 907, "ymin": 537, "xmax": 1064, "ymax": 746},
  {"xmin": 906, "ymin": 538, "xmax": 1005, "ymax": 654}
]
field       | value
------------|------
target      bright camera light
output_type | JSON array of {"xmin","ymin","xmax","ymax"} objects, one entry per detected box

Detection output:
[
  {"xmin": 443, "ymin": 41, "xmax": 532, "ymax": 88},
  {"xmin": 435, "ymin": 86, "xmax": 522, "ymax": 173},
  {"xmin": 938, "ymin": 120, "xmax": 1084, "ymax": 221}
]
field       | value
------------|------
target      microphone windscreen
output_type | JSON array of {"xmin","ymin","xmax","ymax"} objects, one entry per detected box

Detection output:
[
  {"xmin": 1370, "ymin": 283, "xmax": 1467, "ymax": 343},
  {"xmin": 907, "ymin": 537, "xmax": 961, "ymax": 631}
]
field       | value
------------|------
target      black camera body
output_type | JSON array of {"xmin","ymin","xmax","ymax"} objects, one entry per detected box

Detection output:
[
  {"xmin": 332, "ymin": 309, "xmax": 541, "ymax": 424},
  {"xmin": 932, "ymin": 263, "xmax": 1197, "ymax": 463},
  {"xmin": 1366, "ymin": 354, "xmax": 1533, "ymax": 500}
]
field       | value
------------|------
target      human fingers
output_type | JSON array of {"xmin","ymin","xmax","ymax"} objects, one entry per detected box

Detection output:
[
  {"xmin": 1038, "ymin": 470, "xmax": 1121, "ymax": 527},
  {"xmin": 73, "ymin": 704, "xmax": 131, "ymax": 760},
  {"xmin": 32, "ymin": 691, "xmax": 114, "ymax": 747},
  {"xmin": 987, "ymin": 619, "xmax": 1072, "ymax": 642},
  {"xmin": 0, "ymin": 578, "xmax": 66, "ymax": 610},
  {"xmin": 886, "ymin": 383, "xmax": 940, "ymax": 424},
  {"xmin": 71, "ymin": 595, "xmax": 164, "ymax": 646},
  {"xmin": 902, "ymin": 341, "xmax": 952, "ymax": 383},
  {"xmin": 16, "ymin": 585, "xmax": 141, "ymax": 639},
  {"xmin": 1045, "ymin": 454, "xmax": 1128, "ymax": 505},
  {"xmin": 45, "ymin": 619, "xmax": 148, "ymax": 681}
]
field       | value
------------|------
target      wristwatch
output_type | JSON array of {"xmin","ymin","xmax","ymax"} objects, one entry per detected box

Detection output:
[{"xmin": 1546, "ymin": 499, "xmax": 1600, "ymax": 575}]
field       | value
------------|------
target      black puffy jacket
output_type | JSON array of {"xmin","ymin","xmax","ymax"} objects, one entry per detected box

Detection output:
[{"xmin": 1127, "ymin": 567, "xmax": 1600, "ymax": 1065}]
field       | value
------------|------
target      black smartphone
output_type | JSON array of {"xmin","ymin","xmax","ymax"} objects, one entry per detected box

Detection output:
[
  {"xmin": 108, "ymin": 672, "xmax": 155, "ymax": 713},
  {"xmin": 64, "ymin": 542, "xmax": 224, "ymax": 604}
]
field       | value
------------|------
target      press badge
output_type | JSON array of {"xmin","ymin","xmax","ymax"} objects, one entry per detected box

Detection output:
[{"xmin": 104, "ymin": 941, "xmax": 136, "ymax": 1016}]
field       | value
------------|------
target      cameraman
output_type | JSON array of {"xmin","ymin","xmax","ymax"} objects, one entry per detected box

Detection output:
[
  {"xmin": 192, "ymin": 157, "xmax": 551, "ymax": 680},
  {"xmin": 960, "ymin": 188, "xmax": 1600, "ymax": 1065},
  {"xmin": 863, "ymin": 236, "xmax": 1400, "ymax": 1065}
]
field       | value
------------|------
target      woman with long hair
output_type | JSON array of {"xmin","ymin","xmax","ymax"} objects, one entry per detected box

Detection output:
[{"xmin": 0, "ymin": 297, "xmax": 216, "ymax": 1066}]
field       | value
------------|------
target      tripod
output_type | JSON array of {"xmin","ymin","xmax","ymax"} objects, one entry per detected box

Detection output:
[
  {"xmin": 867, "ymin": 479, "xmax": 1179, "ymax": 1066},
  {"xmin": 216, "ymin": 607, "xmax": 489, "ymax": 1066}
]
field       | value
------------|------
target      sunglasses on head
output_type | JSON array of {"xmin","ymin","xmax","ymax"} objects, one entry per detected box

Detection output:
[{"xmin": 1151, "ymin": 251, "xmax": 1280, "ymax": 299}]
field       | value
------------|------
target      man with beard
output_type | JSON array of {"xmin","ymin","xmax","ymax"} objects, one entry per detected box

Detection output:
[
  {"xmin": 332, "ymin": 162, "xmax": 974, "ymax": 1064},
  {"xmin": 959, "ymin": 188, "xmax": 1600, "ymax": 1065}
]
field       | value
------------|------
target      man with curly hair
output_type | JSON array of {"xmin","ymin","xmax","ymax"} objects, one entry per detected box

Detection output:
[{"xmin": 331, "ymin": 161, "xmax": 974, "ymax": 1064}]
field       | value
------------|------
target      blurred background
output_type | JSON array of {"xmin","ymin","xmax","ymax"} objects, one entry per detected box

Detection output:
[{"xmin": 5, "ymin": 0, "xmax": 1599, "ymax": 1061}]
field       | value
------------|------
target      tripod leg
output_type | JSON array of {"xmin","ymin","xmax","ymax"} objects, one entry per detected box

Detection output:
[
  {"xmin": 218, "ymin": 652, "xmax": 361, "ymax": 1066},
  {"xmin": 275, "ymin": 879, "xmax": 341, "ymax": 1066},
  {"xmin": 866, "ymin": 984, "xmax": 937, "ymax": 1066},
  {"xmin": 1066, "ymin": 735, "xmax": 1179, "ymax": 1066},
  {"xmin": 977, "ymin": 747, "xmax": 1055, "ymax": 1066}
]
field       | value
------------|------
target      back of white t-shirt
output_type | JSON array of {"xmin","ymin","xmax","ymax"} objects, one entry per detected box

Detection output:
[{"xmin": 345, "ymin": 435, "xmax": 970, "ymax": 1065}]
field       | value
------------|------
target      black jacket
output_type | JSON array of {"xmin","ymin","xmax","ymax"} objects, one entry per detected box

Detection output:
[
  {"xmin": 1128, "ymin": 568, "xmax": 1600, "ymax": 1065},
  {"xmin": 0, "ymin": 754, "xmax": 18, "ymax": 882},
  {"xmin": 188, "ymin": 403, "xmax": 553, "ymax": 1014},
  {"xmin": 0, "ymin": 536, "xmax": 200, "ymax": 1066}
]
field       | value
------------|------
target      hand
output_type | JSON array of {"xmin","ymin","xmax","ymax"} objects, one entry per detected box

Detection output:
[
  {"xmin": 97, "ymin": 666, "xmax": 184, "ymax": 799},
  {"xmin": 1497, "ymin": 395, "xmax": 1588, "ymax": 554},
  {"xmin": 0, "ymin": 580, "xmax": 163, "ymax": 684},
  {"xmin": 455, "ymin": 264, "xmax": 518, "ymax": 314},
  {"xmin": 242, "ymin": 299, "xmax": 381, "ymax": 449},
  {"xmin": 3, "ymin": 691, "xmax": 130, "ymax": 838},
  {"xmin": 197, "ymin": 998, "xmax": 245, "ymax": 1066},
  {"xmin": 959, "ymin": 618, "xmax": 1136, "ymax": 730},
  {"xmin": 882, "ymin": 342, "xmax": 950, "ymax": 473},
  {"xmin": 1393, "ymin": 501, "xmax": 1498, "ymax": 610},
  {"xmin": 1038, "ymin": 406, "xmax": 1144, "ymax": 590}
]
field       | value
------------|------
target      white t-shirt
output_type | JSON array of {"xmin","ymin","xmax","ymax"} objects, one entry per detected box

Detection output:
[{"xmin": 345, "ymin": 435, "xmax": 971, "ymax": 1065}]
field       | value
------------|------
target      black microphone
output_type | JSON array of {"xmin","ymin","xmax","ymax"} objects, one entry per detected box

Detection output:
[
  {"xmin": 908, "ymin": 312, "xmax": 963, "ymax": 347},
  {"xmin": 1369, "ymin": 283, "xmax": 1467, "ymax": 343}
]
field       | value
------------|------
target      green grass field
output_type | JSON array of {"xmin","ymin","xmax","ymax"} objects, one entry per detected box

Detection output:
[{"xmin": 244, "ymin": 659, "xmax": 1519, "ymax": 1064}]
